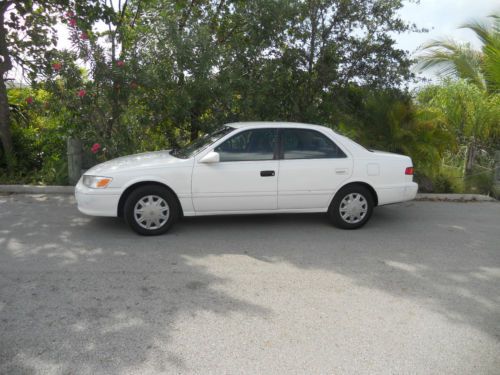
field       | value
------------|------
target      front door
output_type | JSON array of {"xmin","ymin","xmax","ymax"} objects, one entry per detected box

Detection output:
[{"xmin": 192, "ymin": 128, "xmax": 279, "ymax": 213}]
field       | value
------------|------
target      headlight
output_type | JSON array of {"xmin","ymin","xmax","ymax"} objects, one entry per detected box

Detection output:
[{"xmin": 82, "ymin": 175, "xmax": 113, "ymax": 188}]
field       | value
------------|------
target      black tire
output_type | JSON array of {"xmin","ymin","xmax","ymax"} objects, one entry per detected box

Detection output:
[
  {"xmin": 328, "ymin": 184, "xmax": 374, "ymax": 229},
  {"xmin": 124, "ymin": 185, "xmax": 180, "ymax": 235}
]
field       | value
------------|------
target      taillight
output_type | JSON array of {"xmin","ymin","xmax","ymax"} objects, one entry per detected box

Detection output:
[{"xmin": 405, "ymin": 167, "xmax": 414, "ymax": 175}]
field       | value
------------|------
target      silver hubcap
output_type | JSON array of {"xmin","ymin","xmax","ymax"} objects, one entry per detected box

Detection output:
[
  {"xmin": 339, "ymin": 193, "xmax": 368, "ymax": 224},
  {"xmin": 134, "ymin": 195, "xmax": 170, "ymax": 230}
]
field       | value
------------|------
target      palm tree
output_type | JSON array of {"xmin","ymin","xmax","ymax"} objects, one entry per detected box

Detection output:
[
  {"xmin": 466, "ymin": 15, "xmax": 500, "ymax": 94},
  {"xmin": 416, "ymin": 14, "xmax": 500, "ymax": 176},
  {"xmin": 417, "ymin": 14, "xmax": 500, "ymax": 94}
]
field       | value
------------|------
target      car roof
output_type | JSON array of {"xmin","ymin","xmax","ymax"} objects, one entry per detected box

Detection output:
[{"xmin": 226, "ymin": 121, "xmax": 333, "ymax": 132}]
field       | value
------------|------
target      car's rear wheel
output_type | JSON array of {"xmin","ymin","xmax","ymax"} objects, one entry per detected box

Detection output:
[
  {"xmin": 124, "ymin": 185, "xmax": 179, "ymax": 235},
  {"xmin": 328, "ymin": 184, "xmax": 374, "ymax": 229}
]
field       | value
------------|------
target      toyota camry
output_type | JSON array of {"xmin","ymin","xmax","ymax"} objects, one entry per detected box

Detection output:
[{"xmin": 76, "ymin": 122, "xmax": 418, "ymax": 235}]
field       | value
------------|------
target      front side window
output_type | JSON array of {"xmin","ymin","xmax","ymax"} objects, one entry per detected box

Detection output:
[
  {"xmin": 282, "ymin": 129, "xmax": 346, "ymax": 159},
  {"xmin": 215, "ymin": 128, "xmax": 277, "ymax": 162},
  {"xmin": 170, "ymin": 126, "xmax": 234, "ymax": 159}
]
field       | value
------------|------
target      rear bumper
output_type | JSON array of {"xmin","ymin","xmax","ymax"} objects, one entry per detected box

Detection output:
[
  {"xmin": 75, "ymin": 179, "xmax": 120, "ymax": 217},
  {"xmin": 376, "ymin": 182, "xmax": 418, "ymax": 206}
]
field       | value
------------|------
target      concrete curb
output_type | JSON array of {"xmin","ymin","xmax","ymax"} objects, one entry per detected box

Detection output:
[
  {"xmin": 0, "ymin": 185, "xmax": 74, "ymax": 194},
  {"xmin": 416, "ymin": 193, "xmax": 496, "ymax": 202}
]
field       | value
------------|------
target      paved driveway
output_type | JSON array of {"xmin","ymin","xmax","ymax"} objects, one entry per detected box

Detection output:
[{"xmin": 0, "ymin": 194, "xmax": 499, "ymax": 375}]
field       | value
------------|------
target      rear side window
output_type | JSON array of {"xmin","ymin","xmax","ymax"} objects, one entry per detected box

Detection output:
[
  {"xmin": 215, "ymin": 128, "xmax": 277, "ymax": 162},
  {"xmin": 282, "ymin": 129, "xmax": 346, "ymax": 159}
]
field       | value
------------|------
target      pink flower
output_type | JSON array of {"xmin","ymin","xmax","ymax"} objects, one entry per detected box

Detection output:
[
  {"xmin": 65, "ymin": 11, "xmax": 74, "ymax": 18},
  {"xmin": 91, "ymin": 143, "xmax": 101, "ymax": 154},
  {"xmin": 26, "ymin": 96, "xmax": 34, "ymax": 104},
  {"xmin": 69, "ymin": 18, "xmax": 77, "ymax": 27},
  {"xmin": 52, "ymin": 62, "xmax": 62, "ymax": 71},
  {"xmin": 77, "ymin": 89, "xmax": 86, "ymax": 97},
  {"xmin": 116, "ymin": 60, "xmax": 125, "ymax": 67},
  {"xmin": 80, "ymin": 32, "xmax": 89, "ymax": 40}
]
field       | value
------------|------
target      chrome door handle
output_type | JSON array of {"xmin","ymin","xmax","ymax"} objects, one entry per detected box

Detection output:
[{"xmin": 335, "ymin": 168, "xmax": 348, "ymax": 175}]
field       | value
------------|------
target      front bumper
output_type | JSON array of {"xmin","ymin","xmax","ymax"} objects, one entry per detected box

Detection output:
[{"xmin": 75, "ymin": 179, "xmax": 121, "ymax": 217}]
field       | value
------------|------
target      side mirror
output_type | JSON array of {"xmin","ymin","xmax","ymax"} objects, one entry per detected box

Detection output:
[{"xmin": 199, "ymin": 151, "xmax": 220, "ymax": 164}]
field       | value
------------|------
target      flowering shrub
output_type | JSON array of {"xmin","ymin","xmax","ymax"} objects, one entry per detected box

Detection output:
[
  {"xmin": 33, "ymin": 3, "xmax": 150, "ymax": 169},
  {"xmin": 90, "ymin": 143, "xmax": 101, "ymax": 154}
]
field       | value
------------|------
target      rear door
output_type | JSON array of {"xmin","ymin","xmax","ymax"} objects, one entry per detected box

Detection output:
[
  {"xmin": 191, "ymin": 128, "xmax": 279, "ymax": 212},
  {"xmin": 277, "ymin": 128, "xmax": 352, "ymax": 210}
]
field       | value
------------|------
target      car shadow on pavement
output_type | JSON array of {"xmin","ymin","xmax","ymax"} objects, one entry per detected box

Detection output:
[{"xmin": 0, "ymin": 195, "xmax": 499, "ymax": 373}]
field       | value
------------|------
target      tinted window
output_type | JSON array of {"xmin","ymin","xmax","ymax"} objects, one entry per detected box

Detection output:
[
  {"xmin": 282, "ymin": 129, "xmax": 346, "ymax": 159},
  {"xmin": 215, "ymin": 129, "xmax": 277, "ymax": 162}
]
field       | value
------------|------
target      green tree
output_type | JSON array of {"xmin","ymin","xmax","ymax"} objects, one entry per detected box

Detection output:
[
  {"xmin": 131, "ymin": 0, "xmax": 416, "ymax": 143},
  {"xmin": 227, "ymin": 0, "xmax": 417, "ymax": 124}
]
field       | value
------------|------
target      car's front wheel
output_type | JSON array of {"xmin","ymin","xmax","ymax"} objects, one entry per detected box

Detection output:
[
  {"xmin": 124, "ymin": 185, "xmax": 179, "ymax": 235},
  {"xmin": 328, "ymin": 185, "xmax": 374, "ymax": 229}
]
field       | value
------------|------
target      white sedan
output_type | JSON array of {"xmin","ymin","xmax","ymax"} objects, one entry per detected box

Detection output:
[{"xmin": 76, "ymin": 122, "xmax": 418, "ymax": 235}]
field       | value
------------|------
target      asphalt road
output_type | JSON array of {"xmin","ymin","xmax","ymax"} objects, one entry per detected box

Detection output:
[{"xmin": 0, "ymin": 194, "xmax": 499, "ymax": 375}]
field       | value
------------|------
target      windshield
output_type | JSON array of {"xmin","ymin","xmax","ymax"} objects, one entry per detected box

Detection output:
[{"xmin": 170, "ymin": 126, "xmax": 234, "ymax": 159}]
